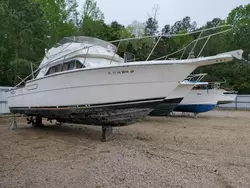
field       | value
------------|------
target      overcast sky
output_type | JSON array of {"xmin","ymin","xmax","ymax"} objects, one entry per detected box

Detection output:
[{"xmin": 78, "ymin": 0, "xmax": 249, "ymax": 29}]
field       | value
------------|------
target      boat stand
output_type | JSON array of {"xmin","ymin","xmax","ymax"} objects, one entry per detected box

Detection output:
[
  {"xmin": 101, "ymin": 126, "xmax": 113, "ymax": 141},
  {"xmin": 170, "ymin": 111, "xmax": 175, "ymax": 116},
  {"xmin": 8, "ymin": 114, "xmax": 18, "ymax": 130},
  {"xmin": 180, "ymin": 112, "xmax": 199, "ymax": 118},
  {"xmin": 27, "ymin": 116, "xmax": 44, "ymax": 127},
  {"xmin": 33, "ymin": 116, "xmax": 44, "ymax": 127},
  {"xmin": 181, "ymin": 112, "xmax": 191, "ymax": 116}
]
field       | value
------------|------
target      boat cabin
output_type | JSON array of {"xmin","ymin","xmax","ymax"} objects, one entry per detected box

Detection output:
[{"xmin": 37, "ymin": 36, "xmax": 124, "ymax": 78}]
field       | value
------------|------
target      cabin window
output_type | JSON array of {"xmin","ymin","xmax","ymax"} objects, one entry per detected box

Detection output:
[
  {"xmin": 192, "ymin": 85, "xmax": 212, "ymax": 90},
  {"xmin": 47, "ymin": 68, "xmax": 52, "ymax": 75},
  {"xmin": 55, "ymin": 66, "xmax": 58, "ymax": 73},
  {"xmin": 75, "ymin": 61, "xmax": 83, "ymax": 69},
  {"xmin": 47, "ymin": 66, "xmax": 55, "ymax": 75},
  {"xmin": 62, "ymin": 63, "xmax": 68, "ymax": 71},
  {"xmin": 68, "ymin": 61, "xmax": 75, "ymax": 70},
  {"xmin": 57, "ymin": 64, "xmax": 63, "ymax": 72},
  {"xmin": 46, "ymin": 60, "xmax": 84, "ymax": 75}
]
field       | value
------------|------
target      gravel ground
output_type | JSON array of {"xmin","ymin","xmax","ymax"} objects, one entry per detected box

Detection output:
[{"xmin": 0, "ymin": 110, "xmax": 250, "ymax": 188}]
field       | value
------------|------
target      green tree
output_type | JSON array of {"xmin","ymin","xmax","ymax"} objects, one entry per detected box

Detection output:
[
  {"xmin": 145, "ymin": 17, "xmax": 159, "ymax": 36},
  {"xmin": 34, "ymin": 0, "xmax": 78, "ymax": 46},
  {"xmin": 170, "ymin": 16, "xmax": 197, "ymax": 34},
  {"xmin": 194, "ymin": 5, "xmax": 250, "ymax": 94},
  {"xmin": 81, "ymin": 0, "xmax": 104, "ymax": 21},
  {"xmin": 0, "ymin": 0, "xmax": 49, "ymax": 85},
  {"xmin": 127, "ymin": 20, "xmax": 145, "ymax": 37},
  {"xmin": 79, "ymin": 0, "xmax": 108, "ymax": 39},
  {"xmin": 227, "ymin": 4, "xmax": 250, "ymax": 58}
]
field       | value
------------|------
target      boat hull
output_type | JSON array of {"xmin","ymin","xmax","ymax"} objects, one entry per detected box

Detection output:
[
  {"xmin": 148, "ymin": 98, "xmax": 183, "ymax": 116},
  {"xmin": 7, "ymin": 63, "xmax": 197, "ymax": 125},
  {"xmin": 7, "ymin": 64, "xmax": 196, "ymax": 108},
  {"xmin": 7, "ymin": 53, "xmax": 234, "ymax": 125},
  {"xmin": 174, "ymin": 104, "xmax": 216, "ymax": 113},
  {"xmin": 217, "ymin": 100, "xmax": 235, "ymax": 105},
  {"xmin": 10, "ymin": 98, "xmax": 163, "ymax": 126},
  {"xmin": 149, "ymin": 82, "xmax": 196, "ymax": 116},
  {"xmin": 217, "ymin": 93, "xmax": 237, "ymax": 105},
  {"xmin": 174, "ymin": 89, "xmax": 225, "ymax": 113}
]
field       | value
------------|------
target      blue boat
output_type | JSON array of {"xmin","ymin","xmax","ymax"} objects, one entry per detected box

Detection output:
[{"xmin": 174, "ymin": 82, "xmax": 225, "ymax": 114}]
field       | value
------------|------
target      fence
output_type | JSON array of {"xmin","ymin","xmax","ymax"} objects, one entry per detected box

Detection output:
[
  {"xmin": 0, "ymin": 87, "xmax": 12, "ymax": 114},
  {"xmin": 218, "ymin": 95, "xmax": 250, "ymax": 110}
]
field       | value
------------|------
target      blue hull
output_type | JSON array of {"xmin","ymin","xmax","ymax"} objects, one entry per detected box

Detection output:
[{"xmin": 174, "ymin": 104, "xmax": 216, "ymax": 113}]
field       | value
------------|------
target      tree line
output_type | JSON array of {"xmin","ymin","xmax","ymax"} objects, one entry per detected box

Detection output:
[{"xmin": 0, "ymin": 0, "xmax": 250, "ymax": 93}]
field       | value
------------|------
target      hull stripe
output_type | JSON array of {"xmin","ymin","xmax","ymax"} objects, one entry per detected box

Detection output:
[
  {"xmin": 174, "ymin": 104, "xmax": 216, "ymax": 113},
  {"xmin": 7, "ymin": 80, "xmax": 172, "ymax": 97},
  {"xmin": 9, "ymin": 97, "xmax": 165, "ymax": 110}
]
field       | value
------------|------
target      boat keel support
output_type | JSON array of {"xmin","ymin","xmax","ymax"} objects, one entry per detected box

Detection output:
[
  {"xmin": 8, "ymin": 114, "xmax": 18, "ymax": 130},
  {"xmin": 101, "ymin": 126, "xmax": 113, "ymax": 141},
  {"xmin": 31, "ymin": 116, "xmax": 44, "ymax": 127}
]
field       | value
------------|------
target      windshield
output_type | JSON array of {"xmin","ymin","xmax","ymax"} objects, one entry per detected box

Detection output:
[{"xmin": 55, "ymin": 36, "xmax": 117, "ymax": 52}]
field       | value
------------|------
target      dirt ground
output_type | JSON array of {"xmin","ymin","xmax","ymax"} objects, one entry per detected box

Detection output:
[{"xmin": 0, "ymin": 110, "xmax": 250, "ymax": 188}]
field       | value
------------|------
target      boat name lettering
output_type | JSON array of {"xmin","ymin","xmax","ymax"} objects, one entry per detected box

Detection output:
[{"xmin": 108, "ymin": 70, "xmax": 134, "ymax": 75}]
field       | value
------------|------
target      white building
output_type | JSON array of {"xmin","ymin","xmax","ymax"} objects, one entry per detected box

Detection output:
[{"xmin": 0, "ymin": 87, "xmax": 12, "ymax": 114}]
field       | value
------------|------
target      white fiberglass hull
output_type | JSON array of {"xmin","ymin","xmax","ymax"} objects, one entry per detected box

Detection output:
[
  {"xmin": 166, "ymin": 82, "xmax": 197, "ymax": 100},
  {"xmin": 217, "ymin": 93, "xmax": 237, "ymax": 105},
  {"xmin": 7, "ymin": 63, "xmax": 196, "ymax": 126},
  {"xmin": 8, "ymin": 64, "xmax": 197, "ymax": 107},
  {"xmin": 174, "ymin": 89, "xmax": 225, "ymax": 113}
]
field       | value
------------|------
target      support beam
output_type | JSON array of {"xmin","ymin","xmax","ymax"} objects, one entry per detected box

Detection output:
[
  {"xmin": 101, "ymin": 126, "xmax": 113, "ymax": 141},
  {"xmin": 32, "ymin": 116, "xmax": 44, "ymax": 127},
  {"xmin": 8, "ymin": 114, "xmax": 17, "ymax": 130}
]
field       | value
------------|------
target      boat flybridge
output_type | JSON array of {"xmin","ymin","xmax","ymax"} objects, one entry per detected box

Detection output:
[{"xmin": 6, "ymin": 25, "xmax": 243, "ymax": 140}]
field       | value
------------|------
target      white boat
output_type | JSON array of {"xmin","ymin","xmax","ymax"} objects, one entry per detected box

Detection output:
[
  {"xmin": 174, "ymin": 81, "xmax": 226, "ymax": 114},
  {"xmin": 217, "ymin": 90, "xmax": 238, "ymax": 105},
  {"xmin": 7, "ymin": 36, "xmax": 236, "ymax": 123},
  {"xmin": 6, "ymin": 25, "xmax": 243, "ymax": 140}
]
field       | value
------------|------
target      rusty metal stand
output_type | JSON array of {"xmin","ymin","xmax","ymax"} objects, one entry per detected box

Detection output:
[
  {"xmin": 101, "ymin": 126, "xmax": 113, "ymax": 141},
  {"xmin": 8, "ymin": 114, "xmax": 18, "ymax": 130}
]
